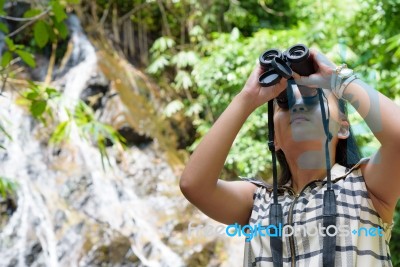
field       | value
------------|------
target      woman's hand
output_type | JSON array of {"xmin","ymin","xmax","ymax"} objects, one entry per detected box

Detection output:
[
  {"xmin": 292, "ymin": 50, "xmax": 337, "ymax": 90},
  {"xmin": 240, "ymin": 64, "xmax": 287, "ymax": 110}
]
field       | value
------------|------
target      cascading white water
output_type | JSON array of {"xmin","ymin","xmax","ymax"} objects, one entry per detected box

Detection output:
[{"xmin": 0, "ymin": 15, "xmax": 186, "ymax": 267}]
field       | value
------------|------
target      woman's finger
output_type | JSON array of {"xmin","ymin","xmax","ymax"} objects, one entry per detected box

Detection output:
[
  {"xmin": 293, "ymin": 73, "xmax": 321, "ymax": 88},
  {"xmin": 292, "ymin": 71, "xmax": 301, "ymax": 80}
]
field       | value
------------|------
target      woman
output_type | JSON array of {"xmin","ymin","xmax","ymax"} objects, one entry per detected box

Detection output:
[{"xmin": 180, "ymin": 49, "xmax": 398, "ymax": 266}]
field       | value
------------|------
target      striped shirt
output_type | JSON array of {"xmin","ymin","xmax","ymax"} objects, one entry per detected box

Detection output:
[{"xmin": 242, "ymin": 159, "xmax": 394, "ymax": 266}]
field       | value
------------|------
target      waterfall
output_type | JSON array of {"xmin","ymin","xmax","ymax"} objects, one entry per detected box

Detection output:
[
  {"xmin": 0, "ymin": 13, "xmax": 244, "ymax": 267},
  {"xmin": 0, "ymin": 15, "xmax": 185, "ymax": 267}
]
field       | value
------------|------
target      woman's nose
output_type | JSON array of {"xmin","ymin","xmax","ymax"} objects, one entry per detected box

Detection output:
[
  {"xmin": 290, "ymin": 85, "xmax": 308, "ymax": 113},
  {"xmin": 292, "ymin": 103, "xmax": 308, "ymax": 113}
]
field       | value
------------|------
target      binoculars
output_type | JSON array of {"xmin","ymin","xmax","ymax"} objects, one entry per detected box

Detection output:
[{"xmin": 258, "ymin": 44, "xmax": 316, "ymax": 109}]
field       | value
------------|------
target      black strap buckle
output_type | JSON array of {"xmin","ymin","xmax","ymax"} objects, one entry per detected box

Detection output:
[{"xmin": 268, "ymin": 141, "xmax": 275, "ymax": 152}]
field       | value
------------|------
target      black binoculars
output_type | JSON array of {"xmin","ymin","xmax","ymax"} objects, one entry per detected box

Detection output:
[{"xmin": 258, "ymin": 44, "xmax": 317, "ymax": 109}]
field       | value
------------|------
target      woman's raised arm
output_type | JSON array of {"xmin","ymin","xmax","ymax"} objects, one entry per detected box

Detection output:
[{"xmin": 180, "ymin": 65, "xmax": 287, "ymax": 225}]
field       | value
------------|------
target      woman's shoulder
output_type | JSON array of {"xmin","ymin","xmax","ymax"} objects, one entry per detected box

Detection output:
[
  {"xmin": 239, "ymin": 176, "xmax": 270, "ymax": 188},
  {"xmin": 239, "ymin": 176, "xmax": 274, "ymax": 200},
  {"xmin": 334, "ymin": 158, "xmax": 395, "ymax": 228}
]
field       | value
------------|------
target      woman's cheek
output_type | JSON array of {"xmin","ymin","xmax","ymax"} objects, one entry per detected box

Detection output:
[{"xmin": 274, "ymin": 114, "xmax": 290, "ymax": 144}]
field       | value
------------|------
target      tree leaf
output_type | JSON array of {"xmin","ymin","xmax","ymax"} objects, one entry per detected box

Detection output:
[
  {"xmin": 0, "ymin": 0, "xmax": 5, "ymax": 15},
  {"xmin": 48, "ymin": 26, "xmax": 57, "ymax": 42},
  {"xmin": 164, "ymin": 100, "xmax": 184, "ymax": 117},
  {"xmin": 147, "ymin": 56, "xmax": 170, "ymax": 74},
  {"xmin": 51, "ymin": 1, "xmax": 67, "ymax": 23},
  {"xmin": 1, "ymin": 51, "xmax": 12, "ymax": 67},
  {"xmin": 50, "ymin": 121, "xmax": 70, "ymax": 144},
  {"xmin": 26, "ymin": 92, "xmax": 39, "ymax": 101},
  {"xmin": 30, "ymin": 100, "xmax": 47, "ymax": 118},
  {"xmin": 0, "ymin": 177, "xmax": 17, "ymax": 198},
  {"xmin": 185, "ymin": 102, "xmax": 203, "ymax": 117},
  {"xmin": 4, "ymin": 37, "xmax": 15, "ymax": 51},
  {"xmin": 54, "ymin": 21, "xmax": 69, "ymax": 39},
  {"xmin": 34, "ymin": 21, "xmax": 49, "ymax": 48},
  {"xmin": 15, "ymin": 50, "xmax": 36, "ymax": 68},
  {"xmin": 171, "ymin": 51, "xmax": 199, "ymax": 68},
  {"xmin": 150, "ymin": 37, "xmax": 175, "ymax": 53},
  {"xmin": 45, "ymin": 87, "xmax": 60, "ymax": 98},
  {"xmin": 0, "ymin": 22, "xmax": 9, "ymax": 33},
  {"xmin": 23, "ymin": 9, "xmax": 42, "ymax": 18},
  {"xmin": 174, "ymin": 70, "xmax": 193, "ymax": 90}
]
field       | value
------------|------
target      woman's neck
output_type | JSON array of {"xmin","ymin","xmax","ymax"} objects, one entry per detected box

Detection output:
[{"xmin": 285, "ymin": 149, "xmax": 336, "ymax": 193}]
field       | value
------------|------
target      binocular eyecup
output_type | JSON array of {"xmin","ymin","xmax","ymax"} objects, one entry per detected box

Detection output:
[{"xmin": 258, "ymin": 44, "xmax": 316, "ymax": 109}]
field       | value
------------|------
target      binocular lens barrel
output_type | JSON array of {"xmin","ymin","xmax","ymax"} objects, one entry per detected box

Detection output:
[
  {"xmin": 259, "ymin": 49, "xmax": 282, "ymax": 69},
  {"xmin": 286, "ymin": 44, "xmax": 315, "ymax": 76},
  {"xmin": 258, "ymin": 44, "xmax": 316, "ymax": 109}
]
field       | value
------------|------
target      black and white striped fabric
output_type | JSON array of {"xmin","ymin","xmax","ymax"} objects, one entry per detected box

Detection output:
[{"xmin": 242, "ymin": 159, "xmax": 393, "ymax": 266}]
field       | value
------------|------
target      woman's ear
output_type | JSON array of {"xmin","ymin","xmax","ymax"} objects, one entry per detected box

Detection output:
[
  {"xmin": 274, "ymin": 142, "xmax": 281, "ymax": 151},
  {"xmin": 338, "ymin": 120, "xmax": 350, "ymax": 139},
  {"xmin": 274, "ymin": 134, "xmax": 281, "ymax": 151}
]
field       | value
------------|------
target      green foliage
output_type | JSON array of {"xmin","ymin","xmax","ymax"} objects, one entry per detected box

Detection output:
[
  {"xmin": 345, "ymin": 0, "xmax": 400, "ymax": 99},
  {"xmin": 19, "ymin": 83, "xmax": 61, "ymax": 123},
  {"xmin": 392, "ymin": 202, "xmax": 400, "ymax": 266},
  {"xmin": 14, "ymin": 49, "xmax": 36, "ymax": 68},
  {"xmin": 0, "ymin": 120, "xmax": 12, "ymax": 150},
  {"xmin": 50, "ymin": 1, "xmax": 68, "ymax": 23},
  {"xmin": 0, "ymin": 0, "xmax": 73, "ymax": 72},
  {"xmin": 16, "ymin": 82, "xmax": 126, "ymax": 169},
  {"xmin": 0, "ymin": 0, "xmax": 5, "ymax": 15},
  {"xmin": 0, "ymin": 51, "xmax": 12, "ymax": 68},
  {"xmin": 163, "ymin": 99, "xmax": 184, "ymax": 117},
  {"xmin": 1, "ymin": 37, "xmax": 35, "ymax": 68},
  {"xmin": 0, "ymin": 22, "xmax": 8, "ymax": 33},
  {"xmin": 33, "ymin": 20, "xmax": 49, "ymax": 48},
  {"xmin": 0, "ymin": 0, "xmax": 76, "ymax": 70},
  {"xmin": 50, "ymin": 101, "xmax": 127, "ymax": 169},
  {"xmin": 1, "ymin": 0, "xmax": 123, "ymax": 173},
  {"xmin": 50, "ymin": 120, "xmax": 69, "ymax": 144},
  {"xmin": 28, "ymin": 0, "xmax": 69, "ymax": 49},
  {"xmin": 0, "ymin": 177, "xmax": 17, "ymax": 199},
  {"xmin": 150, "ymin": 37, "xmax": 175, "ymax": 55},
  {"xmin": 73, "ymin": 101, "xmax": 126, "ymax": 169}
]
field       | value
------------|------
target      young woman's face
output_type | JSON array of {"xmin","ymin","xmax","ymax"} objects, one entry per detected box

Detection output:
[{"xmin": 273, "ymin": 87, "xmax": 346, "ymax": 157}]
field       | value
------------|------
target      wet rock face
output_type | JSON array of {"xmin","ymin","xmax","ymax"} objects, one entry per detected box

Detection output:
[
  {"xmin": 80, "ymin": 84, "xmax": 108, "ymax": 110},
  {"xmin": 80, "ymin": 71, "xmax": 110, "ymax": 111},
  {"xmin": 79, "ymin": 69, "xmax": 154, "ymax": 148},
  {"xmin": 79, "ymin": 234, "xmax": 140, "ymax": 267},
  {"xmin": 0, "ymin": 196, "xmax": 17, "ymax": 229},
  {"xmin": 116, "ymin": 126, "xmax": 153, "ymax": 148},
  {"xmin": 25, "ymin": 242, "xmax": 43, "ymax": 266}
]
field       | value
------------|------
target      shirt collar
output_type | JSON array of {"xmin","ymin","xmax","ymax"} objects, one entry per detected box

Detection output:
[{"xmin": 281, "ymin": 162, "xmax": 348, "ymax": 192}]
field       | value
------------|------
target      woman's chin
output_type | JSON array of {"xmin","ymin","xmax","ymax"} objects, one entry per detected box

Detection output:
[{"xmin": 290, "ymin": 127, "xmax": 324, "ymax": 142}]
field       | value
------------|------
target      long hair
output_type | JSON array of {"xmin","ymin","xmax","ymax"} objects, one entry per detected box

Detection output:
[{"xmin": 275, "ymin": 98, "xmax": 362, "ymax": 186}]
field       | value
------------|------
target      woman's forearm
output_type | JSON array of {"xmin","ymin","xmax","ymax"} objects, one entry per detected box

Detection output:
[
  {"xmin": 343, "ymin": 79, "xmax": 400, "ymax": 147},
  {"xmin": 180, "ymin": 92, "xmax": 256, "ymax": 198}
]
